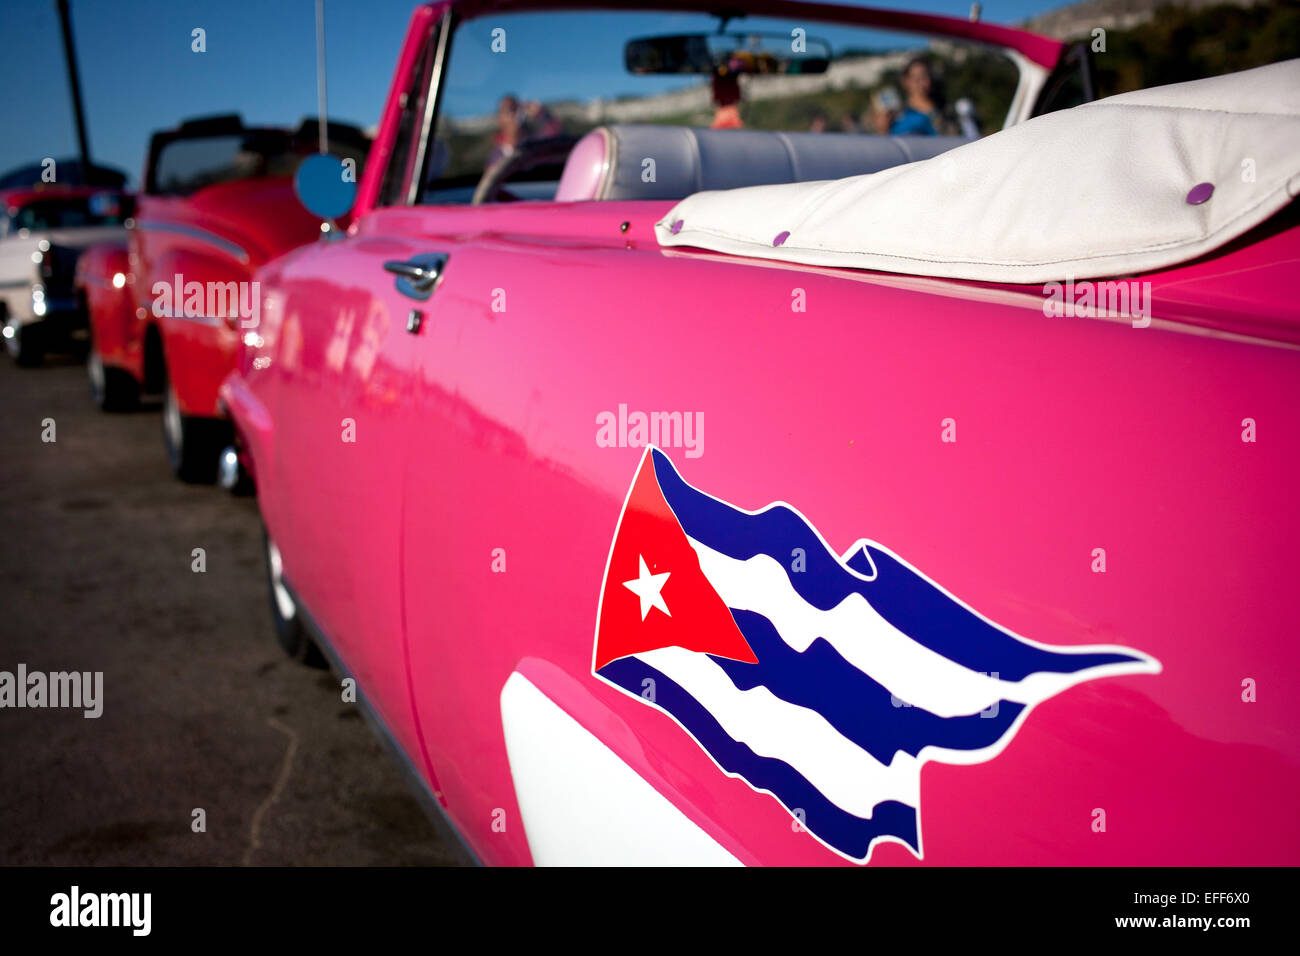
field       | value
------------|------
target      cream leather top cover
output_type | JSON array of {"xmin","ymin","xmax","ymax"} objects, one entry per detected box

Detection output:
[{"xmin": 654, "ymin": 59, "xmax": 1300, "ymax": 282}]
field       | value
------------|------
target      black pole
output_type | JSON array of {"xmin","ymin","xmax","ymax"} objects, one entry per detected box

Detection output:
[{"xmin": 55, "ymin": 0, "xmax": 92, "ymax": 184}]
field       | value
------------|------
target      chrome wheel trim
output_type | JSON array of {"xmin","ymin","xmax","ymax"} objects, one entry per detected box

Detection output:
[
  {"xmin": 217, "ymin": 446, "xmax": 241, "ymax": 491},
  {"xmin": 88, "ymin": 349, "xmax": 105, "ymax": 399},
  {"xmin": 267, "ymin": 538, "xmax": 297, "ymax": 621},
  {"xmin": 163, "ymin": 385, "xmax": 183, "ymax": 454}
]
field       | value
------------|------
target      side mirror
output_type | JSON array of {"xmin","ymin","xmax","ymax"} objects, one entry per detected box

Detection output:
[{"xmin": 294, "ymin": 153, "xmax": 357, "ymax": 222}]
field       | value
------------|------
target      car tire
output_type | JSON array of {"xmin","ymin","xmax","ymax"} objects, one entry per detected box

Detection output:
[
  {"xmin": 162, "ymin": 377, "xmax": 227, "ymax": 483},
  {"xmin": 4, "ymin": 317, "xmax": 45, "ymax": 367},
  {"xmin": 264, "ymin": 531, "xmax": 326, "ymax": 667},
  {"xmin": 88, "ymin": 345, "xmax": 139, "ymax": 412}
]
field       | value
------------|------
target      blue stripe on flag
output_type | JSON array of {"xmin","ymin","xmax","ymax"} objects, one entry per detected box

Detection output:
[
  {"xmin": 598, "ymin": 654, "xmax": 920, "ymax": 860},
  {"xmin": 713, "ymin": 609, "xmax": 1026, "ymax": 762},
  {"xmin": 650, "ymin": 449, "xmax": 1144, "ymax": 681}
]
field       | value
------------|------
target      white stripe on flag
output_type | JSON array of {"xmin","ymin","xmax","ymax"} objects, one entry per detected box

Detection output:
[
  {"xmin": 687, "ymin": 539, "xmax": 1110, "ymax": 718},
  {"xmin": 638, "ymin": 645, "xmax": 922, "ymax": 817}
]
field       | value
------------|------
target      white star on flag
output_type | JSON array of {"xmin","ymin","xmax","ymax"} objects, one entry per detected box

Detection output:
[{"xmin": 622, "ymin": 554, "xmax": 671, "ymax": 621}]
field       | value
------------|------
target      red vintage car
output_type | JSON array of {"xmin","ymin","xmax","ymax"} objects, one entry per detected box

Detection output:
[
  {"xmin": 222, "ymin": 0, "xmax": 1300, "ymax": 866},
  {"xmin": 79, "ymin": 115, "xmax": 368, "ymax": 481}
]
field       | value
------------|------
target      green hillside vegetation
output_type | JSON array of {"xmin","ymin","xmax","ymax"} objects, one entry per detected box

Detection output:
[{"xmin": 1092, "ymin": 0, "xmax": 1300, "ymax": 95}]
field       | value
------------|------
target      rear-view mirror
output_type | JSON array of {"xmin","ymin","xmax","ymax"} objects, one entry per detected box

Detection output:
[{"xmin": 625, "ymin": 32, "xmax": 831, "ymax": 76}]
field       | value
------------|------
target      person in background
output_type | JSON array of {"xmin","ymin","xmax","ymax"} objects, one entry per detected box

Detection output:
[
  {"xmin": 954, "ymin": 97, "xmax": 981, "ymax": 138},
  {"xmin": 809, "ymin": 112, "xmax": 828, "ymax": 133},
  {"xmin": 488, "ymin": 94, "xmax": 522, "ymax": 165},
  {"xmin": 523, "ymin": 101, "xmax": 564, "ymax": 139},
  {"xmin": 710, "ymin": 65, "xmax": 744, "ymax": 129},
  {"xmin": 867, "ymin": 87, "xmax": 901, "ymax": 135},
  {"xmin": 487, "ymin": 96, "xmax": 563, "ymax": 170},
  {"xmin": 889, "ymin": 58, "xmax": 944, "ymax": 136}
]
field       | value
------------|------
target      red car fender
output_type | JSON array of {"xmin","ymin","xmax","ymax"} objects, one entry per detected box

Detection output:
[
  {"xmin": 77, "ymin": 241, "xmax": 138, "ymax": 376},
  {"xmin": 148, "ymin": 248, "xmax": 252, "ymax": 418}
]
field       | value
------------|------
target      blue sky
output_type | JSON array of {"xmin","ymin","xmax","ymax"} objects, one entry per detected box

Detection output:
[{"xmin": 0, "ymin": 0, "xmax": 1060, "ymax": 186}]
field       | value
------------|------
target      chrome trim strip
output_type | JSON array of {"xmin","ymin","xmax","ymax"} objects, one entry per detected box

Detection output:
[
  {"xmin": 134, "ymin": 219, "xmax": 251, "ymax": 264},
  {"xmin": 155, "ymin": 312, "xmax": 223, "ymax": 327},
  {"xmin": 405, "ymin": 9, "xmax": 454, "ymax": 207}
]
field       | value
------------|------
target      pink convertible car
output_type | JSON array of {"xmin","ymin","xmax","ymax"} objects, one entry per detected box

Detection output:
[{"xmin": 221, "ymin": 0, "xmax": 1300, "ymax": 865}]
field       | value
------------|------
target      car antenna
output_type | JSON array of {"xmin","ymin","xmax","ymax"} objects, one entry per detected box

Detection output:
[{"xmin": 315, "ymin": 0, "xmax": 329, "ymax": 154}]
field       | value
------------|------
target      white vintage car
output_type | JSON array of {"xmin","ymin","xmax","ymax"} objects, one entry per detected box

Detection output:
[{"xmin": 0, "ymin": 186, "xmax": 128, "ymax": 365}]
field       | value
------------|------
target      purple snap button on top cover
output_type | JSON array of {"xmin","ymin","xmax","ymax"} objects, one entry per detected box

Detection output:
[
  {"xmin": 670, "ymin": 220, "xmax": 683, "ymax": 234},
  {"xmin": 1186, "ymin": 182, "xmax": 1214, "ymax": 205},
  {"xmin": 773, "ymin": 230, "xmax": 790, "ymax": 247}
]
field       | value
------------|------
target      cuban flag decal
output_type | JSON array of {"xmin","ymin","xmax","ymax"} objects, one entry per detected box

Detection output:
[{"xmin": 592, "ymin": 448, "xmax": 1160, "ymax": 864}]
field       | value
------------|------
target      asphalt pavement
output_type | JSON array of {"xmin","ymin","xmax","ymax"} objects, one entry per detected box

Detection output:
[{"xmin": 0, "ymin": 353, "xmax": 457, "ymax": 865}]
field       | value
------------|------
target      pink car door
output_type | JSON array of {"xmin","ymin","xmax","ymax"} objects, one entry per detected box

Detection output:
[
  {"xmin": 258, "ymin": 11, "xmax": 446, "ymax": 767},
  {"xmin": 262, "ymin": 238, "xmax": 423, "ymax": 754},
  {"xmin": 391, "ymin": 221, "xmax": 712, "ymax": 865}
]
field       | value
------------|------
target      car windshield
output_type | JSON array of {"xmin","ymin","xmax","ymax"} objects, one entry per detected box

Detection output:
[
  {"xmin": 425, "ymin": 9, "xmax": 1021, "ymax": 203},
  {"xmin": 11, "ymin": 197, "xmax": 125, "ymax": 230},
  {"xmin": 150, "ymin": 129, "xmax": 369, "ymax": 197}
]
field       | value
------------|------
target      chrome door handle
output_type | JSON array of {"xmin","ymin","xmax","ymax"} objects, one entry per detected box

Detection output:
[{"xmin": 383, "ymin": 253, "xmax": 447, "ymax": 300}]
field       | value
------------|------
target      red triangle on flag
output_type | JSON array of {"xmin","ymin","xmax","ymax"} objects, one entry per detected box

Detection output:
[{"xmin": 593, "ymin": 449, "xmax": 758, "ymax": 672}]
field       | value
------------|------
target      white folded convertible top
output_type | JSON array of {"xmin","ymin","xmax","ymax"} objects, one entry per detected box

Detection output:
[{"xmin": 654, "ymin": 59, "xmax": 1300, "ymax": 282}]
